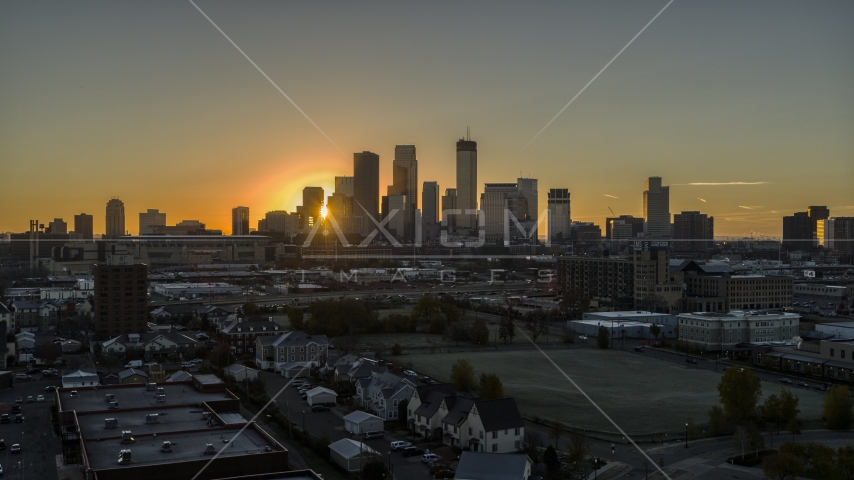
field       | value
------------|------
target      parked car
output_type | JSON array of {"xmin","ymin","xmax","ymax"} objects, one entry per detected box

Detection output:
[
  {"xmin": 180, "ymin": 362, "xmax": 194, "ymax": 368},
  {"xmin": 311, "ymin": 405, "xmax": 329, "ymax": 412},
  {"xmin": 578, "ymin": 335, "xmax": 588, "ymax": 340},
  {"xmin": 390, "ymin": 441, "xmax": 412, "ymax": 451},
  {"xmin": 778, "ymin": 378, "xmax": 793, "ymax": 385},
  {"xmin": 798, "ymin": 382, "xmax": 810, "ymax": 388},
  {"xmin": 14, "ymin": 414, "xmax": 23, "ymax": 423},
  {"xmin": 26, "ymin": 396, "xmax": 33, "ymax": 403},
  {"xmin": 36, "ymin": 395, "xmax": 44, "ymax": 402},
  {"xmin": 14, "ymin": 374, "xmax": 28, "ymax": 381},
  {"xmin": 10, "ymin": 406, "xmax": 20, "ymax": 414},
  {"xmin": 685, "ymin": 357, "xmax": 698, "ymax": 364},
  {"xmin": 172, "ymin": 325, "xmax": 187, "ymax": 331},
  {"xmin": 26, "ymin": 368, "xmax": 40, "ymax": 375},
  {"xmin": 401, "ymin": 447, "xmax": 424, "ymax": 457},
  {"xmin": 196, "ymin": 333, "xmax": 209, "ymax": 340},
  {"xmin": 14, "ymin": 397, "xmax": 22, "ymax": 405},
  {"xmin": 125, "ymin": 360, "xmax": 143, "ymax": 369},
  {"xmin": 362, "ymin": 431, "xmax": 384, "ymax": 440},
  {"xmin": 10, "ymin": 444, "xmax": 20, "ymax": 454},
  {"xmin": 403, "ymin": 370, "xmax": 417, "ymax": 377},
  {"xmin": 1, "ymin": 414, "xmax": 10, "ymax": 424},
  {"xmin": 190, "ymin": 358, "xmax": 203, "ymax": 364},
  {"xmin": 422, "ymin": 453, "xmax": 439, "ymax": 464},
  {"xmin": 633, "ymin": 347, "xmax": 645, "ymax": 353},
  {"xmin": 144, "ymin": 361, "xmax": 158, "ymax": 367}
]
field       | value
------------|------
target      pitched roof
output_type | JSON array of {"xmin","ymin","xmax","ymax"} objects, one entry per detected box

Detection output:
[
  {"xmin": 257, "ymin": 330, "xmax": 329, "ymax": 348},
  {"xmin": 441, "ymin": 396, "xmax": 474, "ymax": 427},
  {"xmin": 474, "ymin": 398, "xmax": 524, "ymax": 431},
  {"xmin": 118, "ymin": 368, "xmax": 149, "ymax": 380},
  {"xmin": 454, "ymin": 452, "xmax": 531, "ymax": 480},
  {"xmin": 224, "ymin": 363, "xmax": 259, "ymax": 375},
  {"xmin": 342, "ymin": 410, "xmax": 384, "ymax": 424},
  {"xmin": 166, "ymin": 371, "xmax": 193, "ymax": 382},
  {"xmin": 412, "ymin": 383, "xmax": 456, "ymax": 418},
  {"xmin": 221, "ymin": 318, "xmax": 284, "ymax": 334},
  {"xmin": 0, "ymin": 303, "xmax": 11, "ymax": 315},
  {"xmin": 328, "ymin": 438, "xmax": 379, "ymax": 459},
  {"xmin": 306, "ymin": 386, "xmax": 337, "ymax": 397}
]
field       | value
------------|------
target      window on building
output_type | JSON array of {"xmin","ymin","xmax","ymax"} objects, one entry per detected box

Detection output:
[{"xmin": 492, "ymin": 444, "xmax": 498, "ymax": 452}]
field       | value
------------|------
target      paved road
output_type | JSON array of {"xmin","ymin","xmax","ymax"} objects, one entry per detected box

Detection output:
[
  {"xmin": 261, "ymin": 372, "xmax": 434, "ymax": 480},
  {"xmin": 0, "ymin": 377, "xmax": 62, "ymax": 480}
]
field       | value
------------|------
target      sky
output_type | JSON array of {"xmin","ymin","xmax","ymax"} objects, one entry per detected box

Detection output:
[{"xmin": 1, "ymin": 0, "xmax": 852, "ymax": 237}]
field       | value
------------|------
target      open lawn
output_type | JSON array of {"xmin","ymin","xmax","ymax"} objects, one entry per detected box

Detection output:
[{"xmin": 405, "ymin": 349, "xmax": 828, "ymax": 435}]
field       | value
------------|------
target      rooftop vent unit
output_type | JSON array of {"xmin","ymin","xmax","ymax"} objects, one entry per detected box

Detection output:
[
  {"xmin": 121, "ymin": 430, "xmax": 135, "ymax": 444},
  {"xmin": 146, "ymin": 383, "xmax": 157, "ymax": 391},
  {"xmin": 201, "ymin": 412, "xmax": 211, "ymax": 420},
  {"xmin": 118, "ymin": 449, "xmax": 132, "ymax": 464},
  {"xmin": 128, "ymin": 334, "xmax": 140, "ymax": 343},
  {"xmin": 204, "ymin": 443, "xmax": 216, "ymax": 455},
  {"xmin": 156, "ymin": 387, "xmax": 165, "ymax": 395},
  {"xmin": 105, "ymin": 393, "xmax": 115, "ymax": 402},
  {"xmin": 105, "ymin": 418, "xmax": 118, "ymax": 429},
  {"xmin": 70, "ymin": 390, "xmax": 78, "ymax": 397},
  {"xmin": 161, "ymin": 441, "xmax": 172, "ymax": 452},
  {"xmin": 109, "ymin": 400, "xmax": 119, "ymax": 409},
  {"xmin": 156, "ymin": 394, "xmax": 166, "ymax": 403},
  {"xmin": 145, "ymin": 414, "xmax": 159, "ymax": 424}
]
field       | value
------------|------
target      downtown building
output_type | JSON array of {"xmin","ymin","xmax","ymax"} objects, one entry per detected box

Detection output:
[
  {"xmin": 232, "ymin": 206, "xmax": 250, "ymax": 235},
  {"xmin": 455, "ymin": 136, "xmax": 478, "ymax": 232},
  {"xmin": 422, "ymin": 181, "xmax": 440, "ymax": 243},
  {"xmin": 643, "ymin": 177, "xmax": 670, "ymax": 239},
  {"xmin": 105, "ymin": 198, "xmax": 126, "ymax": 238},
  {"xmin": 672, "ymin": 211, "xmax": 714, "ymax": 254},
  {"xmin": 139, "ymin": 209, "xmax": 167, "ymax": 235},
  {"xmin": 480, "ymin": 182, "xmax": 534, "ymax": 245},
  {"xmin": 74, "ymin": 213, "xmax": 94, "ymax": 240},
  {"xmin": 783, "ymin": 206, "xmax": 829, "ymax": 251},
  {"xmin": 547, "ymin": 188, "xmax": 571, "ymax": 243},
  {"xmin": 678, "ymin": 310, "xmax": 800, "ymax": 351},
  {"xmin": 353, "ymin": 151, "xmax": 380, "ymax": 236},
  {"xmin": 671, "ymin": 260, "xmax": 793, "ymax": 312}
]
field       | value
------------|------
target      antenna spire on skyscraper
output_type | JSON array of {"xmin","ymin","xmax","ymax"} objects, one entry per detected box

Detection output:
[{"xmin": 466, "ymin": 126, "xmax": 470, "ymax": 140}]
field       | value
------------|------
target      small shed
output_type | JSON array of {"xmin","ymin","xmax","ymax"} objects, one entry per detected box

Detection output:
[
  {"xmin": 193, "ymin": 373, "xmax": 226, "ymax": 393},
  {"xmin": 280, "ymin": 362, "xmax": 307, "ymax": 379},
  {"xmin": 60, "ymin": 339, "xmax": 83, "ymax": 353},
  {"xmin": 118, "ymin": 368, "xmax": 149, "ymax": 385},
  {"xmin": 305, "ymin": 386, "xmax": 337, "ymax": 406},
  {"xmin": 328, "ymin": 438, "xmax": 380, "ymax": 472},
  {"xmin": 62, "ymin": 370, "xmax": 100, "ymax": 388},
  {"xmin": 342, "ymin": 410, "xmax": 384, "ymax": 435}
]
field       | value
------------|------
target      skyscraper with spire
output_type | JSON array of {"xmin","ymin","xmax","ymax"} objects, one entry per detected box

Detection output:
[
  {"xmin": 390, "ymin": 145, "xmax": 418, "ymax": 241},
  {"xmin": 455, "ymin": 129, "xmax": 477, "ymax": 231}
]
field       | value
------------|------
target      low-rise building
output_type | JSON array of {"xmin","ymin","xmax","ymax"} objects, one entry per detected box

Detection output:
[
  {"xmin": 408, "ymin": 383, "xmax": 457, "ymax": 439},
  {"xmin": 678, "ymin": 311, "xmax": 800, "ymax": 351},
  {"xmin": 98, "ymin": 332, "xmax": 198, "ymax": 361},
  {"xmin": 62, "ymin": 369, "xmax": 100, "ymax": 388},
  {"xmin": 10, "ymin": 300, "xmax": 60, "ymax": 332},
  {"xmin": 223, "ymin": 363, "xmax": 260, "ymax": 383},
  {"xmin": 454, "ymin": 451, "xmax": 533, "ymax": 480},
  {"xmin": 221, "ymin": 317, "xmax": 285, "ymax": 355},
  {"xmin": 305, "ymin": 386, "xmax": 337, "ymax": 406},
  {"xmin": 438, "ymin": 397, "xmax": 524, "ymax": 453},
  {"xmin": 342, "ymin": 410, "xmax": 384, "ymax": 435},
  {"xmin": 328, "ymin": 439, "xmax": 380, "ymax": 472},
  {"xmin": 117, "ymin": 368, "xmax": 149, "ymax": 384},
  {"xmin": 255, "ymin": 331, "xmax": 329, "ymax": 374}
]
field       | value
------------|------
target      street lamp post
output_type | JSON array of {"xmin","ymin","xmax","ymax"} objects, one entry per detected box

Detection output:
[{"xmin": 685, "ymin": 423, "xmax": 688, "ymax": 449}]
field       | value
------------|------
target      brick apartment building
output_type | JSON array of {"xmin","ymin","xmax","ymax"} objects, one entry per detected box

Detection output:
[
  {"xmin": 94, "ymin": 261, "xmax": 149, "ymax": 338},
  {"xmin": 220, "ymin": 317, "xmax": 285, "ymax": 355}
]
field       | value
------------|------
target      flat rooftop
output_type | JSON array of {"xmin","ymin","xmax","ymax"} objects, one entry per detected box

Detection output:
[
  {"xmin": 84, "ymin": 428, "xmax": 273, "ymax": 470},
  {"xmin": 77, "ymin": 406, "xmax": 233, "ymax": 440},
  {"xmin": 585, "ymin": 311, "xmax": 671, "ymax": 318},
  {"xmin": 59, "ymin": 383, "xmax": 229, "ymax": 413}
]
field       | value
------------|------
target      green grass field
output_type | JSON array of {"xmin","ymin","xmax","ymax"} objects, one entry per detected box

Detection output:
[{"xmin": 405, "ymin": 349, "xmax": 828, "ymax": 435}]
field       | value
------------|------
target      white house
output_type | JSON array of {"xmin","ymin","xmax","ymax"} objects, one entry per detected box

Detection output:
[
  {"xmin": 438, "ymin": 397, "xmax": 524, "ymax": 453},
  {"xmin": 343, "ymin": 410, "xmax": 384, "ymax": 435},
  {"xmin": 62, "ymin": 370, "xmax": 100, "ymax": 388},
  {"xmin": 454, "ymin": 451, "xmax": 532, "ymax": 480},
  {"xmin": 328, "ymin": 439, "xmax": 380, "ymax": 472},
  {"xmin": 355, "ymin": 371, "xmax": 415, "ymax": 421},
  {"xmin": 305, "ymin": 386, "xmax": 337, "ymax": 406},
  {"xmin": 255, "ymin": 330, "xmax": 329, "ymax": 373}
]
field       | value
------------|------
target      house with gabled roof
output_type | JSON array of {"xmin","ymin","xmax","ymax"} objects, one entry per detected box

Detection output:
[
  {"xmin": 220, "ymin": 316, "xmax": 285, "ymax": 355},
  {"xmin": 355, "ymin": 371, "xmax": 415, "ymax": 421},
  {"xmin": 407, "ymin": 383, "xmax": 456, "ymax": 439},
  {"xmin": 255, "ymin": 330, "xmax": 329, "ymax": 374}
]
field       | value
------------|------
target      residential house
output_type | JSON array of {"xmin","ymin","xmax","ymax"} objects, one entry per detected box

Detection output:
[
  {"xmin": 408, "ymin": 383, "xmax": 457, "ymax": 440},
  {"xmin": 220, "ymin": 317, "xmax": 285, "ymax": 355},
  {"xmin": 438, "ymin": 397, "xmax": 524, "ymax": 453},
  {"xmin": 255, "ymin": 330, "xmax": 329, "ymax": 374},
  {"xmin": 454, "ymin": 451, "xmax": 533, "ymax": 480},
  {"xmin": 117, "ymin": 368, "xmax": 149, "ymax": 384},
  {"xmin": 15, "ymin": 332, "xmax": 36, "ymax": 351},
  {"xmin": 76, "ymin": 298, "xmax": 95, "ymax": 319},
  {"xmin": 10, "ymin": 300, "xmax": 60, "ymax": 332},
  {"xmin": 329, "ymin": 355, "xmax": 386, "ymax": 386},
  {"xmin": 149, "ymin": 304, "xmax": 233, "ymax": 323},
  {"xmin": 98, "ymin": 332, "xmax": 198, "ymax": 361},
  {"xmin": 62, "ymin": 370, "xmax": 100, "ymax": 388},
  {"xmin": 356, "ymin": 371, "xmax": 415, "ymax": 421}
]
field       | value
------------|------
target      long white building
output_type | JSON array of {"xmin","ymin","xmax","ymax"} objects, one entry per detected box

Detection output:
[{"xmin": 678, "ymin": 310, "xmax": 800, "ymax": 351}]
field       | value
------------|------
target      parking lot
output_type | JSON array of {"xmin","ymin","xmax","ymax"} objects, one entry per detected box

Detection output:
[{"xmin": 0, "ymin": 377, "xmax": 62, "ymax": 480}]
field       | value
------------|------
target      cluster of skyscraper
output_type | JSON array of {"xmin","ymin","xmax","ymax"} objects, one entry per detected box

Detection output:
[{"xmin": 783, "ymin": 207, "xmax": 854, "ymax": 255}]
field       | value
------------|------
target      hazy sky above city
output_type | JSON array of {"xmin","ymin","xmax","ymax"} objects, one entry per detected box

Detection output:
[{"xmin": 2, "ymin": 0, "xmax": 852, "ymax": 237}]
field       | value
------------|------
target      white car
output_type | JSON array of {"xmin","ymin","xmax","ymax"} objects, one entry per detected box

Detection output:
[
  {"xmin": 422, "ymin": 453, "xmax": 439, "ymax": 464},
  {"xmin": 579, "ymin": 335, "xmax": 588, "ymax": 340},
  {"xmin": 403, "ymin": 370, "xmax": 417, "ymax": 377},
  {"xmin": 36, "ymin": 395, "xmax": 44, "ymax": 402},
  {"xmin": 390, "ymin": 441, "xmax": 412, "ymax": 451},
  {"xmin": 190, "ymin": 359, "xmax": 203, "ymax": 364}
]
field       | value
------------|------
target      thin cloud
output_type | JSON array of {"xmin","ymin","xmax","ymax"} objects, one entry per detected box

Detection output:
[
  {"xmin": 675, "ymin": 182, "xmax": 768, "ymax": 186},
  {"xmin": 604, "ymin": 194, "xmax": 619, "ymax": 199},
  {"xmin": 698, "ymin": 198, "xmax": 707, "ymax": 202},
  {"xmin": 738, "ymin": 206, "xmax": 764, "ymax": 210}
]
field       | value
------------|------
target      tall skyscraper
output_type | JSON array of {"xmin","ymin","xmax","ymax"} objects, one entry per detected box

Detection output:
[
  {"xmin": 673, "ymin": 211, "xmax": 714, "ymax": 253},
  {"xmin": 353, "ymin": 151, "xmax": 380, "ymax": 230},
  {"xmin": 48, "ymin": 218, "xmax": 67, "ymax": 234},
  {"xmin": 105, "ymin": 198, "xmax": 125, "ymax": 237},
  {"xmin": 442, "ymin": 188, "xmax": 458, "ymax": 230},
  {"xmin": 605, "ymin": 215, "xmax": 644, "ymax": 240},
  {"xmin": 808, "ymin": 206, "xmax": 830, "ymax": 248},
  {"xmin": 643, "ymin": 177, "xmax": 670, "ymax": 238},
  {"xmin": 299, "ymin": 187, "xmax": 325, "ymax": 229},
  {"xmin": 516, "ymin": 178, "xmax": 538, "ymax": 222},
  {"xmin": 232, "ymin": 206, "xmax": 250, "ymax": 235},
  {"xmin": 262, "ymin": 211, "xmax": 300, "ymax": 234},
  {"xmin": 422, "ymin": 181, "xmax": 440, "ymax": 225},
  {"xmin": 74, "ymin": 213, "xmax": 94, "ymax": 239},
  {"xmin": 391, "ymin": 145, "xmax": 418, "ymax": 241},
  {"xmin": 783, "ymin": 211, "xmax": 811, "ymax": 251},
  {"xmin": 480, "ymin": 183, "xmax": 526, "ymax": 244},
  {"xmin": 456, "ymin": 135, "xmax": 478, "ymax": 231},
  {"xmin": 547, "ymin": 188, "xmax": 570, "ymax": 243},
  {"xmin": 139, "ymin": 209, "xmax": 166, "ymax": 235}
]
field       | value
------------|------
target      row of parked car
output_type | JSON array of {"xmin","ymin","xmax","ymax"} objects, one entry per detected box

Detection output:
[{"xmin": 778, "ymin": 377, "xmax": 830, "ymax": 391}]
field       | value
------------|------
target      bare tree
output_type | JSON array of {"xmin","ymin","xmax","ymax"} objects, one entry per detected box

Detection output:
[
  {"xmin": 733, "ymin": 426, "xmax": 750, "ymax": 459},
  {"xmin": 548, "ymin": 418, "xmax": 565, "ymax": 449},
  {"xmin": 567, "ymin": 431, "xmax": 591, "ymax": 473}
]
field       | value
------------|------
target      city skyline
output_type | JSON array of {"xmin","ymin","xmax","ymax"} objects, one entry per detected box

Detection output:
[{"xmin": 1, "ymin": 1, "xmax": 852, "ymax": 236}]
